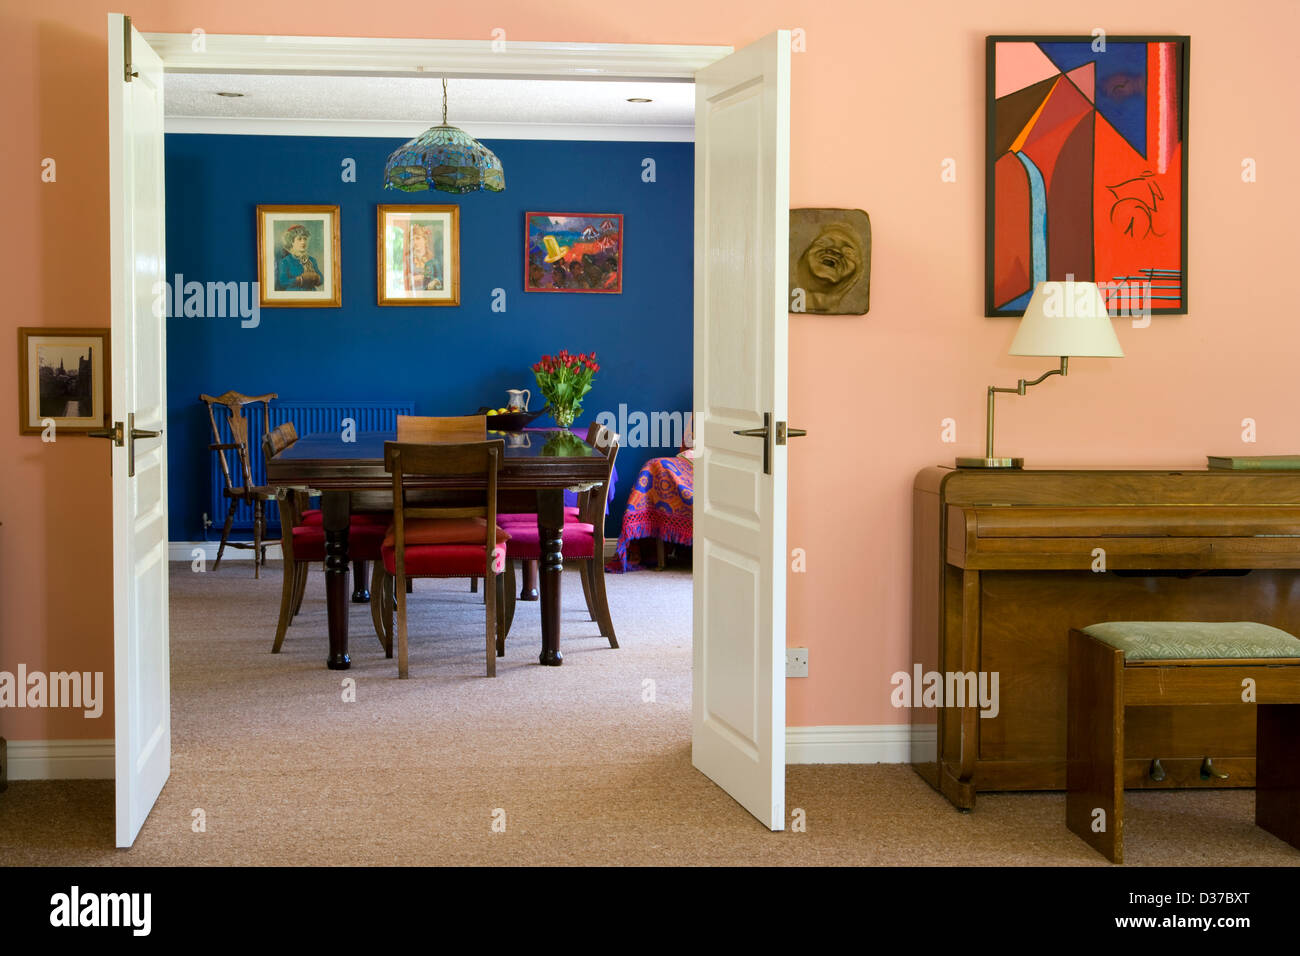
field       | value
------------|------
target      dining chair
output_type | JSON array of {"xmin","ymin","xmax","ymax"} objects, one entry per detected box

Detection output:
[
  {"xmin": 393, "ymin": 414, "xmax": 489, "ymax": 597},
  {"xmin": 263, "ymin": 422, "xmax": 390, "ymax": 654},
  {"xmin": 396, "ymin": 414, "xmax": 486, "ymax": 443},
  {"xmin": 376, "ymin": 439, "xmax": 509, "ymax": 678},
  {"xmin": 499, "ymin": 422, "xmax": 619, "ymax": 647},
  {"xmin": 200, "ymin": 390, "xmax": 278, "ymax": 577}
]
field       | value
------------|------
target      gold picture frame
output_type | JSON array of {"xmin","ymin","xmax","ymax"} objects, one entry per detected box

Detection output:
[
  {"xmin": 377, "ymin": 204, "xmax": 460, "ymax": 306},
  {"xmin": 256, "ymin": 204, "xmax": 342, "ymax": 307},
  {"xmin": 17, "ymin": 327, "xmax": 111, "ymax": 435}
]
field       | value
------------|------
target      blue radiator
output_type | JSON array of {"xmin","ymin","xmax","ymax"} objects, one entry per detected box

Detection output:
[{"xmin": 208, "ymin": 400, "xmax": 414, "ymax": 531}]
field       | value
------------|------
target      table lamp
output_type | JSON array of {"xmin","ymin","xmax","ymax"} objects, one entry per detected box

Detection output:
[{"xmin": 957, "ymin": 280, "xmax": 1123, "ymax": 469}]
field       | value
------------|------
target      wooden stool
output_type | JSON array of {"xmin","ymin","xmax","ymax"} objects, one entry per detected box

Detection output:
[{"xmin": 1067, "ymin": 621, "xmax": 1300, "ymax": 863}]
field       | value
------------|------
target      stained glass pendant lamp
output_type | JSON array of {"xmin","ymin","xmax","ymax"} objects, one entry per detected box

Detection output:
[{"xmin": 383, "ymin": 78, "xmax": 505, "ymax": 194}]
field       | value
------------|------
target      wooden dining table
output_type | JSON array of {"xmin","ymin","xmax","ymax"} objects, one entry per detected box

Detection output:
[{"xmin": 265, "ymin": 429, "xmax": 609, "ymax": 670}]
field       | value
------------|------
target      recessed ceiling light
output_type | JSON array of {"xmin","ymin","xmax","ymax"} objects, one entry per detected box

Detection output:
[
  {"xmin": 215, "ymin": 91, "xmax": 246, "ymax": 98},
  {"xmin": 626, "ymin": 97, "xmax": 653, "ymax": 103}
]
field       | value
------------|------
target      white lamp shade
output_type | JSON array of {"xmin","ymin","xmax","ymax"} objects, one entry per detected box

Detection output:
[{"xmin": 1008, "ymin": 281, "xmax": 1124, "ymax": 358}]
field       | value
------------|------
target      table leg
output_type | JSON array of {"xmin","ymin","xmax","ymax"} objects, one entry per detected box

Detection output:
[
  {"xmin": 537, "ymin": 489, "xmax": 565, "ymax": 666},
  {"xmin": 352, "ymin": 560, "xmax": 370, "ymax": 603},
  {"xmin": 521, "ymin": 560, "xmax": 539, "ymax": 601},
  {"xmin": 322, "ymin": 491, "xmax": 352, "ymax": 670}
]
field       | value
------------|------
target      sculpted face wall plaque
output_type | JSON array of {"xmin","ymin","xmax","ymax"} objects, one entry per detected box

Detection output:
[{"xmin": 789, "ymin": 208, "xmax": 871, "ymax": 315}]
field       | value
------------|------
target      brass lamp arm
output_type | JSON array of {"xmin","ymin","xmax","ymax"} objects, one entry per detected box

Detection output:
[{"xmin": 969, "ymin": 357, "xmax": 1069, "ymax": 466}]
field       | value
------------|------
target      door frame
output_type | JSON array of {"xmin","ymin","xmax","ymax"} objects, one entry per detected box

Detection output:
[
  {"xmin": 144, "ymin": 32, "xmax": 732, "ymax": 81},
  {"xmin": 131, "ymin": 28, "xmax": 792, "ymax": 830}
]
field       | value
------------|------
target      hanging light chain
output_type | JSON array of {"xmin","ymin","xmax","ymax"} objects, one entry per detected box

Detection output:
[{"xmin": 442, "ymin": 76, "xmax": 448, "ymax": 126}]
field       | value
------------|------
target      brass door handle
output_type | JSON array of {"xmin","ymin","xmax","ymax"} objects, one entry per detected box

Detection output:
[
  {"xmin": 88, "ymin": 422, "xmax": 125, "ymax": 446},
  {"xmin": 734, "ymin": 413, "xmax": 772, "ymax": 475},
  {"xmin": 127, "ymin": 412, "xmax": 163, "ymax": 478},
  {"xmin": 775, "ymin": 422, "xmax": 807, "ymax": 443},
  {"xmin": 732, "ymin": 415, "xmax": 807, "ymax": 476}
]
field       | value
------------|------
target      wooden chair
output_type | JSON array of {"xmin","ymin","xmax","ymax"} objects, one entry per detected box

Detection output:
[
  {"xmin": 200, "ymin": 390, "xmax": 278, "ymax": 577},
  {"xmin": 262, "ymin": 423, "xmax": 389, "ymax": 654},
  {"xmin": 500, "ymin": 422, "xmax": 619, "ymax": 647},
  {"xmin": 396, "ymin": 414, "xmax": 486, "ymax": 443},
  {"xmin": 392, "ymin": 415, "xmax": 488, "ymax": 597},
  {"xmin": 376, "ymin": 439, "xmax": 508, "ymax": 678}
]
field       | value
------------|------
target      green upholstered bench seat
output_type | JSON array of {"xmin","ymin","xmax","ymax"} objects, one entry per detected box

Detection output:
[{"xmin": 1081, "ymin": 621, "xmax": 1300, "ymax": 661}]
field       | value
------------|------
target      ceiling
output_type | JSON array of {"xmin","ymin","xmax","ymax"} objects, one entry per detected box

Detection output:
[{"xmin": 165, "ymin": 73, "xmax": 695, "ymax": 140}]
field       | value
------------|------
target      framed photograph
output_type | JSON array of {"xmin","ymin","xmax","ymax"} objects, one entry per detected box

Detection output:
[
  {"xmin": 525, "ymin": 212, "xmax": 623, "ymax": 293},
  {"xmin": 986, "ymin": 36, "xmax": 1189, "ymax": 317},
  {"xmin": 256, "ymin": 204, "xmax": 342, "ymax": 307},
  {"xmin": 17, "ymin": 327, "xmax": 110, "ymax": 435},
  {"xmin": 377, "ymin": 205, "xmax": 460, "ymax": 306}
]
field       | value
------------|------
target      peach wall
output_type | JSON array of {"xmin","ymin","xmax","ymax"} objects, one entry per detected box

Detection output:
[{"xmin": 3, "ymin": 0, "xmax": 1297, "ymax": 741}]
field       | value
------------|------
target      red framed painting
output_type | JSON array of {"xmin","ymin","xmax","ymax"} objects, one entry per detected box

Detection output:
[
  {"xmin": 986, "ymin": 36, "xmax": 1189, "ymax": 317},
  {"xmin": 524, "ymin": 212, "xmax": 623, "ymax": 293}
]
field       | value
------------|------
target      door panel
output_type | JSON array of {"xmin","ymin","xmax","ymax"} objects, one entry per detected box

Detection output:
[
  {"xmin": 692, "ymin": 30, "xmax": 790, "ymax": 830},
  {"xmin": 108, "ymin": 13, "xmax": 170, "ymax": 848}
]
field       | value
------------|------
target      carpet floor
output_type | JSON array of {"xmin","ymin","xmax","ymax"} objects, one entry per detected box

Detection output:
[{"xmin": 1, "ymin": 561, "xmax": 1297, "ymax": 866}]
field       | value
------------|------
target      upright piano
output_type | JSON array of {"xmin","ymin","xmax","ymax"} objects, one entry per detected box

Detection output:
[{"xmin": 911, "ymin": 467, "xmax": 1300, "ymax": 810}]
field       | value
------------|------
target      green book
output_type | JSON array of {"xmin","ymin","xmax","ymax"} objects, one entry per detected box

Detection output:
[{"xmin": 1207, "ymin": 455, "xmax": 1300, "ymax": 470}]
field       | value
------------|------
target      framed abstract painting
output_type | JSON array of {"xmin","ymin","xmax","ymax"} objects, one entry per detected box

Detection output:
[
  {"xmin": 986, "ymin": 36, "xmax": 1189, "ymax": 317},
  {"xmin": 525, "ymin": 212, "xmax": 623, "ymax": 293}
]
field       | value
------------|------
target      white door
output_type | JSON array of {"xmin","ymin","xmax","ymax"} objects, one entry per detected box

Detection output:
[
  {"xmin": 106, "ymin": 13, "xmax": 170, "ymax": 848},
  {"xmin": 691, "ymin": 30, "xmax": 791, "ymax": 830}
]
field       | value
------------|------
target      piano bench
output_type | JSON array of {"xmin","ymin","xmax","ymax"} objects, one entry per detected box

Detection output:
[{"xmin": 1066, "ymin": 622, "xmax": 1300, "ymax": 863}]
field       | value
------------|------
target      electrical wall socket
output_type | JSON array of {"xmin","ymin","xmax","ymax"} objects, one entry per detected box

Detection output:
[{"xmin": 786, "ymin": 647, "xmax": 809, "ymax": 678}]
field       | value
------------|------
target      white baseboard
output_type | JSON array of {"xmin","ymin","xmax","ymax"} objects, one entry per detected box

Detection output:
[
  {"xmin": 170, "ymin": 541, "xmax": 282, "ymax": 562},
  {"xmin": 4, "ymin": 739, "xmax": 115, "ymax": 780},
  {"xmin": 3, "ymin": 726, "xmax": 931, "ymax": 780},
  {"xmin": 786, "ymin": 724, "xmax": 935, "ymax": 765}
]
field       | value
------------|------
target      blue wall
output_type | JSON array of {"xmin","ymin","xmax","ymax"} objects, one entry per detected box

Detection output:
[{"xmin": 164, "ymin": 134, "xmax": 693, "ymax": 540}]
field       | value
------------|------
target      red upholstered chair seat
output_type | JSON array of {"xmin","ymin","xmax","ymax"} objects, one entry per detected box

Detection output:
[
  {"xmin": 292, "ymin": 522, "xmax": 386, "ymax": 562},
  {"xmin": 302, "ymin": 509, "xmax": 390, "ymax": 527},
  {"xmin": 497, "ymin": 507, "xmax": 580, "ymax": 524},
  {"xmin": 502, "ymin": 521, "xmax": 596, "ymax": 560},
  {"xmin": 380, "ymin": 518, "xmax": 510, "ymax": 578}
]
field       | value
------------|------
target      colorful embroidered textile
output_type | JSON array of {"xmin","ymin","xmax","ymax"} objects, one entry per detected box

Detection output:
[{"xmin": 608, "ymin": 455, "xmax": 694, "ymax": 572}]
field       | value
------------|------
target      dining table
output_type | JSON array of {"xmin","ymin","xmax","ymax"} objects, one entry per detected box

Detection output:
[{"xmin": 265, "ymin": 428, "xmax": 610, "ymax": 670}]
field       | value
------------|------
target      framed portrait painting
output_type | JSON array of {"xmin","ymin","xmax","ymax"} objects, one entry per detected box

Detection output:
[
  {"xmin": 986, "ymin": 36, "xmax": 1189, "ymax": 317},
  {"xmin": 377, "ymin": 205, "xmax": 460, "ymax": 306},
  {"xmin": 17, "ymin": 327, "xmax": 110, "ymax": 435},
  {"xmin": 525, "ymin": 212, "xmax": 623, "ymax": 293},
  {"xmin": 257, "ymin": 204, "xmax": 342, "ymax": 307}
]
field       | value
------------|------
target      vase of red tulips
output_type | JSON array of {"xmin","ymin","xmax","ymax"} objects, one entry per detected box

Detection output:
[{"xmin": 532, "ymin": 349, "xmax": 599, "ymax": 428}]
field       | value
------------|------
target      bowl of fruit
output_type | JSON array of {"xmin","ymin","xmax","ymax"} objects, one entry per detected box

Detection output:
[{"xmin": 476, "ymin": 405, "xmax": 547, "ymax": 432}]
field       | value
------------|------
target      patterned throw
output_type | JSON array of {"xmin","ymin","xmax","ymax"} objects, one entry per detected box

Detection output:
[{"xmin": 608, "ymin": 455, "xmax": 694, "ymax": 572}]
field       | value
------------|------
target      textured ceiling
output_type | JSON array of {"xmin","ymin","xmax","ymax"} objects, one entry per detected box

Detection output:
[{"xmin": 166, "ymin": 73, "xmax": 694, "ymax": 128}]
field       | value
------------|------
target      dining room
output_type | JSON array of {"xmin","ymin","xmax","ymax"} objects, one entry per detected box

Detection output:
[{"xmin": 153, "ymin": 64, "xmax": 704, "ymax": 790}]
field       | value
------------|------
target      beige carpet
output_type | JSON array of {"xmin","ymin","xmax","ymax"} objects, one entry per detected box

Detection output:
[{"xmin": 2, "ymin": 561, "xmax": 1297, "ymax": 866}]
